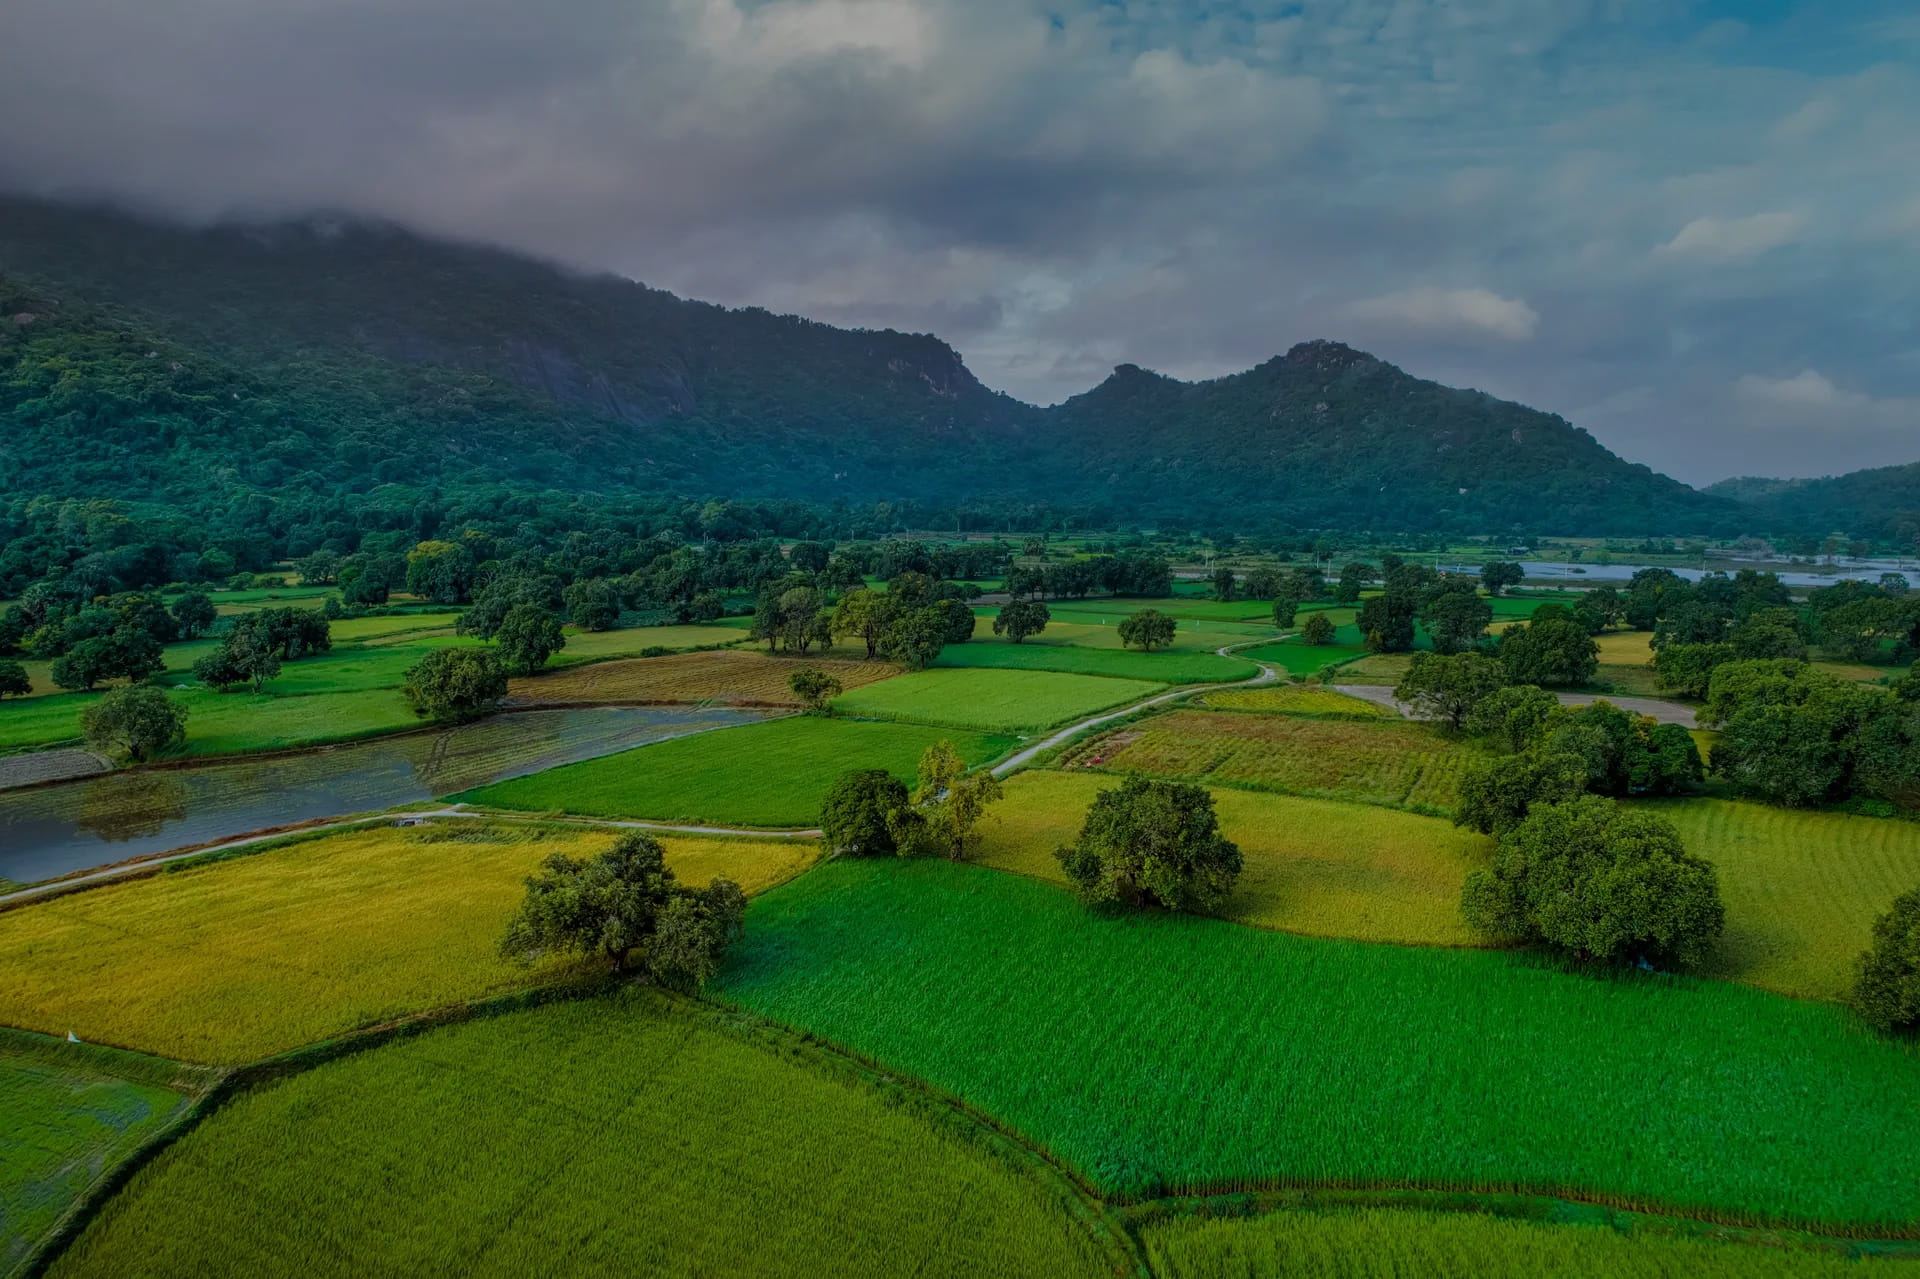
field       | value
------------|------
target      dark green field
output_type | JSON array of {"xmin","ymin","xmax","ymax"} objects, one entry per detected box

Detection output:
[{"xmin": 715, "ymin": 858, "xmax": 1920, "ymax": 1227}]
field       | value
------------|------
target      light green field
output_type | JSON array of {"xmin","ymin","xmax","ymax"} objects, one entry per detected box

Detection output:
[
  {"xmin": 0, "ymin": 685, "xmax": 424, "ymax": 757},
  {"xmin": 0, "ymin": 1029, "xmax": 214, "ymax": 1274},
  {"xmin": 973, "ymin": 609, "xmax": 1274, "ymax": 654},
  {"xmin": 936, "ymin": 640, "xmax": 1255, "ymax": 684},
  {"xmin": 1240, "ymin": 637, "xmax": 1371, "ymax": 677},
  {"xmin": 50, "ymin": 993, "xmax": 1121, "ymax": 1279},
  {"xmin": 548, "ymin": 623, "xmax": 749, "ymax": 663},
  {"xmin": 717, "ymin": 858, "xmax": 1920, "ymax": 1225},
  {"xmin": 1141, "ymin": 1205, "xmax": 1917, "ymax": 1278},
  {"xmin": 1649, "ymin": 799, "xmax": 1920, "ymax": 1002},
  {"xmin": 974, "ymin": 770, "xmax": 1488, "ymax": 946},
  {"xmin": 831, "ymin": 667, "xmax": 1164, "ymax": 733},
  {"xmin": 0, "ymin": 822, "xmax": 816, "ymax": 1064},
  {"xmin": 458, "ymin": 715, "xmax": 1015, "ymax": 827}
]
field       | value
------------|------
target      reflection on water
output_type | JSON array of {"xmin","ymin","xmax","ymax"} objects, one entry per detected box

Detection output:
[{"xmin": 0, "ymin": 707, "xmax": 768, "ymax": 886}]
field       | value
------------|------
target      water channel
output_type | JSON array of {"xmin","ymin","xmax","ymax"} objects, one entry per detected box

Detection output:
[{"xmin": 0, "ymin": 705, "xmax": 770, "ymax": 886}]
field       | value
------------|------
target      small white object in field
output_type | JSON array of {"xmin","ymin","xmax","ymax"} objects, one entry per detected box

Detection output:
[{"xmin": 68, "ymin": 1031, "xmax": 81, "ymax": 1043}]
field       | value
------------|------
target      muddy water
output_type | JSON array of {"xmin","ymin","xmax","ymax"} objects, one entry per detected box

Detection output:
[{"xmin": 0, "ymin": 706, "xmax": 768, "ymax": 886}]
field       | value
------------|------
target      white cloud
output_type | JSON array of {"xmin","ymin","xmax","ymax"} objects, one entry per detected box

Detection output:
[
  {"xmin": 1655, "ymin": 212, "xmax": 1804, "ymax": 263},
  {"xmin": 1345, "ymin": 287, "xmax": 1540, "ymax": 342},
  {"xmin": 1735, "ymin": 369, "xmax": 1919, "ymax": 428}
]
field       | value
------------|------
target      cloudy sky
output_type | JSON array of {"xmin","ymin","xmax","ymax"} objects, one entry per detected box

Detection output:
[{"xmin": 2, "ymin": 0, "xmax": 1917, "ymax": 483}]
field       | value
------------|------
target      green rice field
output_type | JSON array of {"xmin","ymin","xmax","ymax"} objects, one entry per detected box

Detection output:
[
  {"xmin": 1, "ymin": 1029, "xmax": 215, "ymax": 1274},
  {"xmin": 830, "ymin": 667, "xmax": 1164, "ymax": 733},
  {"xmin": 1239, "ymin": 637, "xmax": 1370, "ymax": 677},
  {"xmin": 1140, "ymin": 1205, "xmax": 1917, "ymax": 1278},
  {"xmin": 936, "ymin": 639, "xmax": 1256, "ymax": 683},
  {"xmin": 458, "ymin": 715, "xmax": 1015, "ymax": 826},
  {"xmin": 49, "ymin": 993, "xmax": 1122, "ymax": 1279},
  {"xmin": 1196, "ymin": 685, "xmax": 1392, "ymax": 716},
  {"xmin": 715, "ymin": 858, "xmax": 1920, "ymax": 1226}
]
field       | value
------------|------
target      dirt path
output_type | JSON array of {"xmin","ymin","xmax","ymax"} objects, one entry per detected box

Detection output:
[
  {"xmin": 989, "ymin": 638, "xmax": 1280, "ymax": 777},
  {"xmin": 1331, "ymin": 684, "xmax": 1700, "ymax": 728}
]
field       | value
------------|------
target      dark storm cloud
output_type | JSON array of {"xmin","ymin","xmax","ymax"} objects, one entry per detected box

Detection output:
[{"xmin": 1, "ymin": 0, "xmax": 1916, "ymax": 483}]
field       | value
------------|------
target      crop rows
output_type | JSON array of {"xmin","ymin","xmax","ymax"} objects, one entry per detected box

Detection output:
[
  {"xmin": 1141, "ymin": 1206, "xmax": 1913, "ymax": 1278},
  {"xmin": 1067, "ymin": 708, "xmax": 1472, "ymax": 813},
  {"xmin": 831, "ymin": 667, "xmax": 1165, "ymax": 733},
  {"xmin": 716, "ymin": 858, "xmax": 1920, "ymax": 1227},
  {"xmin": 0, "ymin": 821, "xmax": 817, "ymax": 1064},
  {"xmin": 1197, "ymin": 686, "xmax": 1390, "ymax": 717},
  {"xmin": 49, "ymin": 992, "xmax": 1120, "ymax": 1278}
]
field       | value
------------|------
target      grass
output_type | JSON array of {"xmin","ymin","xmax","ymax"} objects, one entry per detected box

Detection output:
[
  {"xmin": 509, "ymin": 649, "xmax": 900, "ymax": 706},
  {"xmin": 49, "ymin": 992, "xmax": 1120, "ymax": 1279},
  {"xmin": 973, "ymin": 771, "xmax": 1488, "ymax": 947},
  {"xmin": 458, "ymin": 715, "xmax": 1015, "ymax": 828},
  {"xmin": 0, "ymin": 821, "xmax": 817, "ymax": 1064},
  {"xmin": 1650, "ymin": 798, "xmax": 1920, "ymax": 1002},
  {"xmin": 546, "ymin": 623, "xmax": 750, "ymax": 663},
  {"xmin": 0, "ymin": 685, "xmax": 425, "ymax": 758},
  {"xmin": 1336, "ymin": 652, "xmax": 1416, "ymax": 686},
  {"xmin": 0, "ymin": 1029, "xmax": 215, "ymax": 1274},
  {"xmin": 973, "ymin": 609, "xmax": 1275, "ymax": 654},
  {"xmin": 1062, "ymin": 708, "xmax": 1474, "ymax": 813},
  {"xmin": 715, "ymin": 858, "xmax": 1920, "ymax": 1226},
  {"xmin": 1140, "ymin": 1205, "xmax": 1917, "ymax": 1277},
  {"xmin": 1196, "ymin": 686, "xmax": 1392, "ymax": 717},
  {"xmin": 937, "ymin": 640, "xmax": 1257, "ymax": 684},
  {"xmin": 1239, "ymin": 639, "xmax": 1370, "ymax": 677},
  {"xmin": 830, "ymin": 668, "xmax": 1165, "ymax": 733}
]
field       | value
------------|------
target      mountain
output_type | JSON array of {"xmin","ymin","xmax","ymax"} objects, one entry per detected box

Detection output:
[
  {"xmin": 0, "ymin": 195, "xmax": 1733, "ymax": 533},
  {"xmin": 1707, "ymin": 467, "xmax": 1920, "ymax": 540}
]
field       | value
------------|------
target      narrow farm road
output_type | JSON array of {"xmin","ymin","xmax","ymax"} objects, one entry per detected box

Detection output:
[
  {"xmin": 1331, "ymin": 684, "xmax": 1700, "ymax": 728},
  {"xmin": 0, "ymin": 809, "xmax": 821, "ymax": 908},
  {"xmin": 989, "ymin": 638, "xmax": 1280, "ymax": 777}
]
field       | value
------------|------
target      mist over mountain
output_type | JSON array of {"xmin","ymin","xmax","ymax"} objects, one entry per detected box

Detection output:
[{"xmin": 0, "ymin": 196, "xmax": 1752, "ymax": 534}]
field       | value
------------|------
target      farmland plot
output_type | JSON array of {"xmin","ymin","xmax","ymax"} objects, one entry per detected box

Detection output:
[
  {"xmin": 1142, "ymin": 1205, "xmax": 1918, "ymax": 1278},
  {"xmin": 1064, "ymin": 708, "xmax": 1473, "ymax": 813},
  {"xmin": 1, "ymin": 1030, "xmax": 215, "ymax": 1274},
  {"xmin": 459, "ymin": 716, "xmax": 1014, "ymax": 827},
  {"xmin": 716, "ymin": 858, "xmax": 1920, "ymax": 1227},
  {"xmin": 508, "ymin": 649, "xmax": 899, "ymax": 707},
  {"xmin": 831, "ymin": 667, "xmax": 1164, "ymax": 733},
  {"xmin": 936, "ymin": 641, "xmax": 1255, "ymax": 684},
  {"xmin": 974, "ymin": 771, "xmax": 1486, "ymax": 946},
  {"xmin": 1196, "ymin": 686, "xmax": 1391, "ymax": 717},
  {"xmin": 0, "ymin": 822, "xmax": 816, "ymax": 1064},
  {"xmin": 50, "ymin": 993, "xmax": 1121, "ymax": 1279}
]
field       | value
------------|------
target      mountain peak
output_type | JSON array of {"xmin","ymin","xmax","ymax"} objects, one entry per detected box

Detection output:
[{"xmin": 1279, "ymin": 339, "xmax": 1379, "ymax": 375}]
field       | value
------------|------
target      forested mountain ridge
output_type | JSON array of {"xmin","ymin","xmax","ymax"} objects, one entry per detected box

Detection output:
[
  {"xmin": 1, "ymin": 194, "xmax": 1735, "ymax": 533},
  {"xmin": 1706, "ymin": 467, "xmax": 1920, "ymax": 542}
]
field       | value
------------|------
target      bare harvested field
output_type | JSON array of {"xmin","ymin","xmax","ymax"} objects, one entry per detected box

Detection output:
[{"xmin": 507, "ymin": 649, "xmax": 902, "ymax": 707}]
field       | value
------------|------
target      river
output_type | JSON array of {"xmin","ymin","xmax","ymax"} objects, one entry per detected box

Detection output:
[{"xmin": 0, "ymin": 706, "xmax": 770, "ymax": 886}]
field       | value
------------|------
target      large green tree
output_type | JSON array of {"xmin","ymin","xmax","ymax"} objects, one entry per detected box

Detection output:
[
  {"xmin": 1497, "ymin": 616, "xmax": 1598, "ymax": 687},
  {"xmin": 993, "ymin": 599, "xmax": 1051, "ymax": 644},
  {"xmin": 1394, "ymin": 652, "xmax": 1506, "ymax": 732},
  {"xmin": 499, "ymin": 833, "xmax": 745, "ymax": 988},
  {"xmin": 403, "ymin": 648, "xmax": 508, "ymax": 722},
  {"xmin": 495, "ymin": 603, "xmax": 567, "ymax": 675},
  {"xmin": 1117, "ymin": 609, "xmax": 1176, "ymax": 652},
  {"xmin": 821, "ymin": 769, "xmax": 913, "ymax": 855},
  {"xmin": 1056, "ymin": 774, "xmax": 1242, "ymax": 912},
  {"xmin": 81, "ymin": 684, "xmax": 188, "ymax": 762},
  {"xmin": 1462, "ymin": 796, "xmax": 1724, "ymax": 969},
  {"xmin": 1854, "ymin": 889, "xmax": 1920, "ymax": 1035}
]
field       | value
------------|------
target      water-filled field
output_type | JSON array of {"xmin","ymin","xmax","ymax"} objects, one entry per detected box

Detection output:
[
  {"xmin": 0, "ymin": 706, "xmax": 767, "ymax": 885},
  {"xmin": 0, "ymin": 1030, "xmax": 215, "ymax": 1273},
  {"xmin": 48, "ymin": 993, "xmax": 1123, "ymax": 1279},
  {"xmin": 0, "ymin": 821, "xmax": 816, "ymax": 1063},
  {"xmin": 716, "ymin": 858, "xmax": 1920, "ymax": 1225}
]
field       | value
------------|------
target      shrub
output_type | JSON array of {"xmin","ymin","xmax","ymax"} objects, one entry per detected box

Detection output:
[
  {"xmin": 1056, "ymin": 774, "xmax": 1242, "ymax": 912},
  {"xmin": 1117, "ymin": 609, "xmax": 1176, "ymax": 652},
  {"xmin": 1854, "ymin": 890, "xmax": 1920, "ymax": 1035},
  {"xmin": 788, "ymin": 667, "xmax": 844, "ymax": 714},
  {"xmin": 1462, "ymin": 796, "xmax": 1724, "ymax": 968}
]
